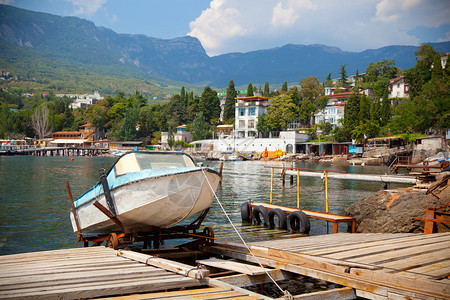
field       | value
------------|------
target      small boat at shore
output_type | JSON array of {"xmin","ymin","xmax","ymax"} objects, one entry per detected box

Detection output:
[{"xmin": 70, "ymin": 151, "xmax": 221, "ymax": 235}]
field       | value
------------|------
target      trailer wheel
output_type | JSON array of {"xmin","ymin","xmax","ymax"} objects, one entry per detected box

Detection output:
[
  {"xmin": 241, "ymin": 202, "xmax": 251, "ymax": 221},
  {"xmin": 108, "ymin": 233, "xmax": 119, "ymax": 250},
  {"xmin": 287, "ymin": 211, "xmax": 310, "ymax": 234},
  {"xmin": 267, "ymin": 208, "xmax": 287, "ymax": 229},
  {"xmin": 252, "ymin": 205, "xmax": 269, "ymax": 226}
]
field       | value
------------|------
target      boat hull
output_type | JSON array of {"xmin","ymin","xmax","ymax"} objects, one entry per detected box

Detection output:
[{"xmin": 70, "ymin": 168, "xmax": 220, "ymax": 235}]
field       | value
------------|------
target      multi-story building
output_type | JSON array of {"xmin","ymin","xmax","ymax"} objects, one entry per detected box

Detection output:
[
  {"xmin": 67, "ymin": 91, "xmax": 104, "ymax": 109},
  {"xmin": 314, "ymin": 92, "xmax": 354, "ymax": 128},
  {"xmin": 234, "ymin": 96, "xmax": 271, "ymax": 138},
  {"xmin": 388, "ymin": 76, "xmax": 409, "ymax": 98}
]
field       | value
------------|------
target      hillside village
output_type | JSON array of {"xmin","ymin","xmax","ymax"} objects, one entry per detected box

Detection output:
[{"xmin": 1, "ymin": 46, "xmax": 449, "ymax": 167}]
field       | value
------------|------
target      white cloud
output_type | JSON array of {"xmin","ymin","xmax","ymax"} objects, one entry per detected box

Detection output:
[
  {"xmin": 66, "ymin": 0, "xmax": 107, "ymax": 16},
  {"xmin": 271, "ymin": 2, "xmax": 299, "ymax": 27},
  {"xmin": 0, "ymin": 0, "xmax": 13, "ymax": 4},
  {"xmin": 189, "ymin": 0, "xmax": 450, "ymax": 56}
]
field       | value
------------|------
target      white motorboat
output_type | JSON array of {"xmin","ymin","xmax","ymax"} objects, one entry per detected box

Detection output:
[{"xmin": 70, "ymin": 151, "xmax": 221, "ymax": 235}]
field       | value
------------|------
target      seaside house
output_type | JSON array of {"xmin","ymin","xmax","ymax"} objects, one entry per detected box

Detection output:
[
  {"xmin": 235, "ymin": 96, "xmax": 271, "ymax": 138},
  {"xmin": 160, "ymin": 125, "xmax": 192, "ymax": 149},
  {"xmin": 216, "ymin": 125, "xmax": 234, "ymax": 138},
  {"xmin": 314, "ymin": 92, "xmax": 354, "ymax": 128},
  {"xmin": 50, "ymin": 123, "xmax": 97, "ymax": 147},
  {"xmin": 388, "ymin": 76, "xmax": 410, "ymax": 99}
]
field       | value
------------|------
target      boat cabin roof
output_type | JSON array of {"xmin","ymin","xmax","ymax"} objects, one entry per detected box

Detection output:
[{"xmin": 114, "ymin": 152, "xmax": 196, "ymax": 176}]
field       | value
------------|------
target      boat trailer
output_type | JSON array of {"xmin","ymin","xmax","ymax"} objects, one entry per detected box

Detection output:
[{"xmin": 66, "ymin": 181, "xmax": 215, "ymax": 250}]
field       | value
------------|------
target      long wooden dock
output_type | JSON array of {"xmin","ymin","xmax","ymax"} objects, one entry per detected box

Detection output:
[
  {"xmin": 1, "ymin": 232, "xmax": 449, "ymax": 299},
  {"xmin": 203, "ymin": 232, "xmax": 450, "ymax": 299}
]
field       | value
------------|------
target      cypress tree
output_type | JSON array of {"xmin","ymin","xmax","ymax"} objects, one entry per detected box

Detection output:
[
  {"xmin": 281, "ymin": 81, "xmax": 288, "ymax": 92},
  {"xmin": 246, "ymin": 83, "xmax": 254, "ymax": 96},
  {"xmin": 223, "ymin": 80, "xmax": 237, "ymax": 123},
  {"xmin": 380, "ymin": 90, "xmax": 391, "ymax": 126},
  {"xmin": 263, "ymin": 82, "xmax": 270, "ymax": 97}
]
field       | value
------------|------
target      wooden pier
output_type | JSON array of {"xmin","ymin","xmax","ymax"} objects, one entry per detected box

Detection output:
[
  {"xmin": 0, "ymin": 232, "xmax": 448, "ymax": 299},
  {"xmin": 0, "ymin": 147, "xmax": 108, "ymax": 156},
  {"xmin": 203, "ymin": 232, "xmax": 450, "ymax": 300},
  {"xmin": 250, "ymin": 202, "xmax": 356, "ymax": 233}
]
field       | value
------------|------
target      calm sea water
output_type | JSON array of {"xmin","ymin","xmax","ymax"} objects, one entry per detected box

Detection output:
[{"xmin": 0, "ymin": 155, "xmax": 403, "ymax": 255}]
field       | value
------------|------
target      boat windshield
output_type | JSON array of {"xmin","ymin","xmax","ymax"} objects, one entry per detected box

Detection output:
[{"xmin": 114, "ymin": 152, "xmax": 196, "ymax": 176}]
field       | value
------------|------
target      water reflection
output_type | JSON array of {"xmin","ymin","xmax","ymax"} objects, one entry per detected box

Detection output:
[{"xmin": 0, "ymin": 156, "xmax": 404, "ymax": 255}]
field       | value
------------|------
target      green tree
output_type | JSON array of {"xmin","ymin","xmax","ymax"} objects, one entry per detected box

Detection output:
[
  {"xmin": 119, "ymin": 100, "xmax": 140, "ymax": 141},
  {"xmin": 299, "ymin": 76, "xmax": 323, "ymax": 104},
  {"xmin": 281, "ymin": 81, "xmax": 288, "ymax": 92},
  {"xmin": 343, "ymin": 92, "xmax": 360, "ymax": 137},
  {"xmin": 168, "ymin": 94, "xmax": 185, "ymax": 125},
  {"xmin": 358, "ymin": 94, "xmax": 370, "ymax": 123},
  {"xmin": 324, "ymin": 73, "xmax": 333, "ymax": 87},
  {"xmin": 263, "ymin": 82, "xmax": 270, "ymax": 97},
  {"xmin": 339, "ymin": 65, "xmax": 348, "ymax": 87},
  {"xmin": 199, "ymin": 86, "xmax": 220, "ymax": 123},
  {"xmin": 263, "ymin": 95, "xmax": 297, "ymax": 131},
  {"xmin": 380, "ymin": 91, "xmax": 391, "ymax": 126},
  {"xmin": 299, "ymin": 99, "xmax": 316, "ymax": 125},
  {"xmin": 191, "ymin": 112, "xmax": 210, "ymax": 141},
  {"xmin": 223, "ymin": 80, "xmax": 237, "ymax": 124},
  {"xmin": 246, "ymin": 83, "xmax": 254, "ymax": 96}
]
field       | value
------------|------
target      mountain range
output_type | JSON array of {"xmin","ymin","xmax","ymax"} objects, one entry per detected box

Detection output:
[{"xmin": 1, "ymin": 4, "xmax": 449, "ymax": 93}]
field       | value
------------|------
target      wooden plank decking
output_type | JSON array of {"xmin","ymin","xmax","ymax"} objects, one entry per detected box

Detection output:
[
  {"xmin": 0, "ymin": 246, "xmax": 269, "ymax": 300},
  {"xmin": 203, "ymin": 232, "xmax": 450, "ymax": 300}
]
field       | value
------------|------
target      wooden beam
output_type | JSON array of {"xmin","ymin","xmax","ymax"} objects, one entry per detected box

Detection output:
[
  {"xmin": 117, "ymin": 250, "xmax": 209, "ymax": 280},
  {"xmin": 197, "ymin": 258, "xmax": 270, "ymax": 275},
  {"xmin": 274, "ymin": 287, "xmax": 356, "ymax": 300}
]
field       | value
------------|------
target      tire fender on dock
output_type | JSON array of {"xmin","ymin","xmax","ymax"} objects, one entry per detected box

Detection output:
[
  {"xmin": 287, "ymin": 210, "xmax": 311, "ymax": 234},
  {"xmin": 252, "ymin": 205, "xmax": 269, "ymax": 226},
  {"xmin": 241, "ymin": 202, "xmax": 251, "ymax": 221},
  {"xmin": 267, "ymin": 208, "xmax": 287, "ymax": 229}
]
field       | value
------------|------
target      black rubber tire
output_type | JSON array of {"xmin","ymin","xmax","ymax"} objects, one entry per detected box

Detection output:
[
  {"xmin": 252, "ymin": 205, "xmax": 269, "ymax": 226},
  {"xmin": 267, "ymin": 208, "xmax": 287, "ymax": 229},
  {"xmin": 241, "ymin": 202, "xmax": 251, "ymax": 221},
  {"xmin": 287, "ymin": 210, "xmax": 311, "ymax": 234}
]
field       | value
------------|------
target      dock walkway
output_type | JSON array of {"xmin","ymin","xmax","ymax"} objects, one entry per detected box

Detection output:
[
  {"xmin": 1, "ymin": 232, "xmax": 449, "ymax": 299},
  {"xmin": 204, "ymin": 232, "xmax": 450, "ymax": 299},
  {"xmin": 0, "ymin": 246, "xmax": 262, "ymax": 300}
]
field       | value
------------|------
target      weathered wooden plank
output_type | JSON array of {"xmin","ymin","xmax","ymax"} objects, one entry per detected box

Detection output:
[
  {"xmin": 309, "ymin": 236, "xmax": 450, "ymax": 259},
  {"xmin": 0, "ymin": 246, "xmax": 114, "ymax": 262},
  {"xmin": 252, "ymin": 233, "xmax": 415, "ymax": 253},
  {"xmin": 98, "ymin": 287, "xmax": 231, "ymax": 299},
  {"xmin": 203, "ymin": 243, "xmax": 449, "ymax": 300},
  {"xmin": 117, "ymin": 249, "xmax": 210, "ymax": 279},
  {"xmin": 401, "ymin": 264, "xmax": 450, "ymax": 279},
  {"xmin": 306, "ymin": 234, "xmax": 445, "ymax": 257},
  {"xmin": 348, "ymin": 242, "xmax": 450, "ymax": 265},
  {"xmin": 197, "ymin": 258, "xmax": 269, "ymax": 275},
  {"xmin": 0, "ymin": 261, "xmax": 144, "ymax": 278},
  {"xmin": 375, "ymin": 247, "xmax": 450, "ymax": 271},
  {"xmin": 0, "ymin": 275, "xmax": 205, "ymax": 300},
  {"xmin": 0, "ymin": 267, "xmax": 166, "ymax": 289},
  {"xmin": 274, "ymin": 287, "xmax": 356, "ymax": 300},
  {"xmin": 213, "ymin": 268, "xmax": 294, "ymax": 287}
]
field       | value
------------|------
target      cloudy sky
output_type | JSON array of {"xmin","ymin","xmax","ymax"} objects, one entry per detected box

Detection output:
[{"xmin": 4, "ymin": 0, "xmax": 450, "ymax": 56}]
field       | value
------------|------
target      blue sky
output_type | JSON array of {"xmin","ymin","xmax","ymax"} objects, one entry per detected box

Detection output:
[{"xmin": 3, "ymin": 0, "xmax": 449, "ymax": 56}]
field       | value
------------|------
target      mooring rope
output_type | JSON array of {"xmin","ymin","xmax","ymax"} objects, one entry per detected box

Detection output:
[{"xmin": 201, "ymin": 168, "xmax": 293, "ymax": 299}]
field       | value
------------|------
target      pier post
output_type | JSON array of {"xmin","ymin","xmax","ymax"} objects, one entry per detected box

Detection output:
[
  {"xmin": 270, "ymin": 167, "xmax": 274, "ymax": 204},
  {"xmin": 325, "ymin": 171, "xmax": 329, "ymax": 213},
  {"xmin": 281, "ymin": 166, "xmax": 285, "ymax": 187},
  {"xmin": 297, "ymin": 169, "xmax": 300, "ymax": 209},
  {"xmin": 290, "ymin": 162, "xmax": 294, "ymax": 185}
]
